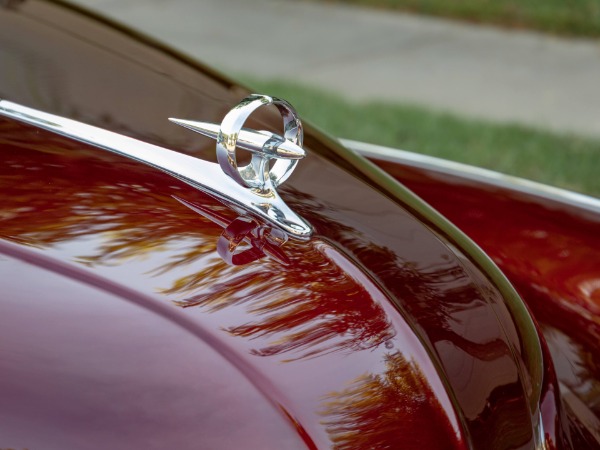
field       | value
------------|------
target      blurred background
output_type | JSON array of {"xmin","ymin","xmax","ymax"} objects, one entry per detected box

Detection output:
[{"xmin": 73, "ymin": 0, "xmax": 600, "ymax": 197}]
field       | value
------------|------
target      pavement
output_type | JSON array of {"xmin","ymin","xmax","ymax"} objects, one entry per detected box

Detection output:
[{"xmin": 74, "ymin": 0, "xmax": 600, "ymax": 139}]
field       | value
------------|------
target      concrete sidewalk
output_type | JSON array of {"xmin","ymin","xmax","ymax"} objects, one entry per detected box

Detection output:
[{"xmin": 76, "ymin": 0, "xmax": 600, "ymax": 139}]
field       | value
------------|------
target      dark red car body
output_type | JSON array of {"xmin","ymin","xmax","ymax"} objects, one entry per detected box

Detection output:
[{"xmin": 0, "ymin": 1, "xmax": 598, "ymax": 449}]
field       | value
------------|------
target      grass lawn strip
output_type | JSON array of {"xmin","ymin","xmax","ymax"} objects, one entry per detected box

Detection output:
[
  {"xmin": 246, "ymin": 78, "xmax": 600, "ymax": 197},
  {"xmin": 315, "ymin": 0, "xmax": 600, "ymax": 38}
]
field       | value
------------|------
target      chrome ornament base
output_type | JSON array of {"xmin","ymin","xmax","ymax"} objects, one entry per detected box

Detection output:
[{"xmin": 0, "ymin": 96, "xmax": 313, "ymax": 239}]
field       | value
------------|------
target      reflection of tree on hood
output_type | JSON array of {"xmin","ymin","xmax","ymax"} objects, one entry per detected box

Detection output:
[
  {"xmin": 168, "ymin": 238, "xmax": 396, "ymax": 361},
  {"xmin": 0, "ymin": 121, "xmax": 508, "ymax": 365},
  {"xmin": 0, "ymin": 122, "xmax": 227, "ymax": 253},
  {"xmin": 0, "ymin": 127, "xmax": 397, "ymax": 361},
  {"xmin": 320, "ymin": 352, "xmax": 461, "ymax": 450}
]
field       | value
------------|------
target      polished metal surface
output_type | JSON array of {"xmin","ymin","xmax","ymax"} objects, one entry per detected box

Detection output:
[
  {"xmin": 170, "ymin": 94, "xmax": 304, "ymax": 191},
  {"xmin": 0, "ymin": 99, "xmax": 313, "ymax": 238}
]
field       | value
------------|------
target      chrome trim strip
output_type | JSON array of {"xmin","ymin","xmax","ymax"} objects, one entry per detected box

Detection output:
[
  {"xmin": 341, "ymin": 138, "xmax": 600, "ymax": 214},
  {"xmin": 0, "ymin": 100, "xmax": 313, "ymax": 238}
]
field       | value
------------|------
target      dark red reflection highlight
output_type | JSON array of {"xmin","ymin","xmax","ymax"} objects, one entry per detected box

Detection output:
[
  {"xmin": 374, "ymin": 157, "xmax": 600, "ymax": 448},
  {"xmin": 320, "ymin": 352, "xmax": 461, "ymax": 450}
]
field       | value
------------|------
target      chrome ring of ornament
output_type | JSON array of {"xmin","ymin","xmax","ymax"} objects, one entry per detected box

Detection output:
[{"xmin": 217, "ymin": 94, "xmax": 303, "ymax": 190}]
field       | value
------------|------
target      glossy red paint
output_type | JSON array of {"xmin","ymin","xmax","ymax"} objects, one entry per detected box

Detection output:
[
  {"xmin": 0, "ymin": 240, "xmax": 309, "ymax": 450},
  {"xmin": 0, "ymin": 119, "xmax": 467, "ymax": 449},
  {"xmin": 372, "ymin": 158, "xmax": 600, "ymax": 448},
  {"xmin": 0, "ymin": 1, "xmax": 563, "ymax": 448}
]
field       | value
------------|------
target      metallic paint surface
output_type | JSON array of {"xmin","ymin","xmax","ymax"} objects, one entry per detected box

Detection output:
[
  {"xmin": 0, "ymin": 119, "xmax": 467, "ymax": 449},
  {"xmin": 371, "ymin": 157, "xmax": 600, "ymax": 449},
  {"xmin": 0, "ymin": 1, "xmax": 558, "ymax": 448}
]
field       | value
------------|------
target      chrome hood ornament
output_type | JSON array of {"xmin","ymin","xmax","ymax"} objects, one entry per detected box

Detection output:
[
  {"xmin": 0, "ymin": 95, "xmax": 313, "ymax": 239},
  {"xmin": 171, "ymin": 94, "xmax": 305, "ymax": 192}
]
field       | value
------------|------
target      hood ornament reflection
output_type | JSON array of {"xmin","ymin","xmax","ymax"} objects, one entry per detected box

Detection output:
[{"xmin": 0, "ymin": 95, "xmax": 313, "ymax": 239}]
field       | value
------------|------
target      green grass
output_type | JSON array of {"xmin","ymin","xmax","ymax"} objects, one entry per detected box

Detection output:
[
  {"xmin": 246, "ymin": 78, "xmax": 600, "ymax": 197},
  {"xmin": 316, "ymin": 0, "xmax": 600, "ymax": 38}
]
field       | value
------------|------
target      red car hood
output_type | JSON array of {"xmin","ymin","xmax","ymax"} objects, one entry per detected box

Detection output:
[{"xmin": 0, "ymin": 1, "xmax": 551, "ymax": 449}]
